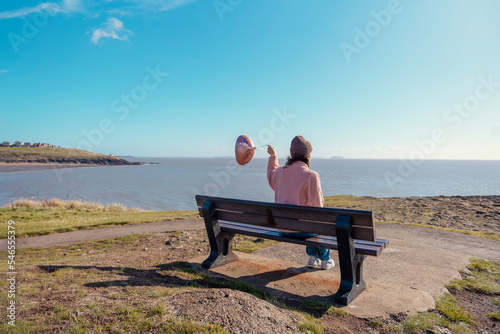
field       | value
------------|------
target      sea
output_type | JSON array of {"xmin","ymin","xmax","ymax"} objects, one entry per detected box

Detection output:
[{"xmin": 0, "ymin": 158, "xmax": 499, "ymax": 211}]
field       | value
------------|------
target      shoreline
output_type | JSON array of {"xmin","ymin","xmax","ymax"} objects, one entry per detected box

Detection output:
[
  {"xmin": 0, "ymin": 147, "xmax": 144, "ymax": 169},
  {"xmin": 0, "ymin": 162, "xmax": 143, "ymax": 173}
]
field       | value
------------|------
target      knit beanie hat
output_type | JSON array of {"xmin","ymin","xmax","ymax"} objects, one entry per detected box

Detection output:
[{"xmin": 290, "ymin": 135, "xmax": 313, "ymax": 159}]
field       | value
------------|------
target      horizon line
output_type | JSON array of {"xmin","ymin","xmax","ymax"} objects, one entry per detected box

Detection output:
[{"xmin": 123, "ymin": 156, "xmax": 500, "ymax": 161}]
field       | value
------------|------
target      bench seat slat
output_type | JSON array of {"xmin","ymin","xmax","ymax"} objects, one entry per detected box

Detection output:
[
  {"xmin": 314, "ymin": 234, "xmax": 389, "ymax": 249},
  {"xmin": 212, "ymin": 210, "xmax": 376, "ymax": 241},
  {"xmin": 219, "ymin": 221, "xmax": 383, "ymax": 256},
  {"xmin": 311, "ymin": 236, "xmax": 384, "ymax": 255},
  {"xmin": 196, "ymin": 195, "xmax": 374, "ymax": 227}
]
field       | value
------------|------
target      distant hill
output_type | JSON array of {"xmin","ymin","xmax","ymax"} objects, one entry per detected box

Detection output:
[
  {"xmin": 0, "ymin": 147, "xmax": 140, "ymax": 165},
  {"xmin": 329, "ymin": 156, "xmax": 345, "ymax": 159}
]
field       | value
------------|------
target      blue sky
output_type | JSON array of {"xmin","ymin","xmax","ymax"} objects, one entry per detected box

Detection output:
[{"xmin": 0, "ymin": 0, "xmax": 499, "ymax": 159}]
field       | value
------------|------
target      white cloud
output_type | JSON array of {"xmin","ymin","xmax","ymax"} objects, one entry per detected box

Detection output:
[
  {"xmin": 0, "ymin": 69, "xmax": 8, "ymax": 73},
  {"xmin": 0, "ymin": 0, "xmax": 196, "ymax": 21},
  {"xmin": 91, "ymin": 17, "xmax": 132, "ymax": 44},
  {"xmin": 0, "ymin": 3, "xmax": 52, "ymax": 19},
  {"xmin": 0, "ymin": 0, "xmax": 82, "ymax": 20},
  {"xmin": 131, "ymin": 0, "xmax": 198, "ymax": 12},
  {"xmin": 62, "ymin": 0, "xmax": 83, "ymax": 12}
]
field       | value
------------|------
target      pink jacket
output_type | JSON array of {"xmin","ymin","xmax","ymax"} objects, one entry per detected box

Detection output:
[{"xmin": 267, "ymin": 155, "xmax": 324, "ymax": 207}]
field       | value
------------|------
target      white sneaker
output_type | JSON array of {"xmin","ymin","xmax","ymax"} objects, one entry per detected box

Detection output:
[
  {"xmin": 307, "ymin": 256, "xmax": 320, "ymax": 268},
  {"xmin": 321, "ymin": 259, "xmax": 335, "ymax": 270}
]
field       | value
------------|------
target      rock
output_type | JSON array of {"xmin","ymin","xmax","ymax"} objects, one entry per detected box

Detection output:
[
  {"xmin": 167, "ymin": 289, "xmax": 299, "ymax": 334},
  {"xmin": 434, "ymin": 326, "xmax": 454, "ymax": 334}
]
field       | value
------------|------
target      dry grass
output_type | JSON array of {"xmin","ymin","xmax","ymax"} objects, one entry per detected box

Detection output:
[
  {"xmin": 8, "ymin": 198, "xmax": 133, "ymax": 211},
  {"xmin": 233, "ymin": 235, "xmax": 277, "ymax": 253},
  {"xmin": 446, "ymin": 258, "xmax": 500, "ymax": 294},
  {"xmin": 1, "ymin": 199, "xmax": 198, "ymax": 238}
]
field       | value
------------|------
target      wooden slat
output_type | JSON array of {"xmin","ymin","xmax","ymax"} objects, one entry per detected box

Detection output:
[
  {"xmin": 196, "ymin": 195, "xmax": 374, "ymax": 227},
  {"xmin": 312, "ymin": 236, "xmax": 383, "ymax": 256},
  {"xmin": 221, "ymin": 221, "xmax": 276, "ymax": 233},
  {"xmin": 315, "ymin": 234, "xmax": 389, "ymax": 249},
  {"xmin": 215, "ymin": 210, "xmax": 376, "ymax": 241}
]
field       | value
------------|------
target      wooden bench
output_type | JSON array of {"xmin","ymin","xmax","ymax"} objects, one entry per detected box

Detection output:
[{"xmin": 195, "ymin": 195, "xmax": 389, "ymax": 305}]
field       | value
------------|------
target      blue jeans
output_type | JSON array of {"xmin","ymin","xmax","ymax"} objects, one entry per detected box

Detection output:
[{"xmin": 280, "ymin": 232, "xmax": 331, "ymax": 262}]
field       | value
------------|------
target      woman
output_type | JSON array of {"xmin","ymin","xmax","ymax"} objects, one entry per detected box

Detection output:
[{"xmin": 267, "ymin": 135, "xmax": 334, "ymax": 270}]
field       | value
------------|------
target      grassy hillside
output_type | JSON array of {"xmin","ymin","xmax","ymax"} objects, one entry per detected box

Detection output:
[
  {"xmin": 0, "ymin": 147, "xmax": 138, "ymax": 165},
  {"xmin": 1, "ymin": 198, "xmax": 198, "ymax": 238}
]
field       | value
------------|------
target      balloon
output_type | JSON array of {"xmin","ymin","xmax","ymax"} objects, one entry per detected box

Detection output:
[{"xmin": 235, "ymin": 135, "xmax": 255, "ymax": 165}]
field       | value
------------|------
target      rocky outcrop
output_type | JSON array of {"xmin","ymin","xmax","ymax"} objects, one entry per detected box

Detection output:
[
  {"xmin": 0, "ymin": 156, "xmax": 141, "ymax": 165},
  {"xmin": 0, "ymin": 147, "xmax": 142, "ymax": 165}
]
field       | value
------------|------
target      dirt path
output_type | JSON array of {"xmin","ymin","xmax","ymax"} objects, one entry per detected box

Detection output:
[
  {"xmin": 1, "ymin": 219, "xmax": 204, "ymax": 250},
  {"xmin": 376, "ymin": 223, "xmax": 499, "ymax": 262}
]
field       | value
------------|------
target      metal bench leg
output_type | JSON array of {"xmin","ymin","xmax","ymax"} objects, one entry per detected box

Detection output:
[
  {"xmin": 334, "ymin": 215, "xmax": 367, "ymax": 306},
  {"xmin": 201, "ymin": 201, "xmax": 238, "ymax": 269}
]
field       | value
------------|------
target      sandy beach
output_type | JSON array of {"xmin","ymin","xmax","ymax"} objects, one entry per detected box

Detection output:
[{"xmin": 0, "ymin": 162, "xmax": 107, "ymax": 173}]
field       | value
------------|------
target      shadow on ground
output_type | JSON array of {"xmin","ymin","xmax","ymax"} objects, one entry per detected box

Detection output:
[{"xmin": 38, "ymin": 261, "xmax": 335, "ymax": 317}]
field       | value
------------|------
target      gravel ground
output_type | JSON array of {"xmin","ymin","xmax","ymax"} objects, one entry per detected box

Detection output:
[{"xmin": 327, "ymin": 195, "xmax": 500, "ymax": 235}]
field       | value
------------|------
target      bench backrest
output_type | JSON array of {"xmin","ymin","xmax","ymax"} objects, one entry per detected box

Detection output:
[{"xmin": 195, "ymin": 195, "xmax": 376, "ymax": 241}]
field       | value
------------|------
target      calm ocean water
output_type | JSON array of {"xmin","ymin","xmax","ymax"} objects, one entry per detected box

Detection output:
[{"xmin": 0, "ymin": 158, "xmax": 499, "ymax": 210}]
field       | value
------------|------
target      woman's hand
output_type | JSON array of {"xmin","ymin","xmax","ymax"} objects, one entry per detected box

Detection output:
[{"xmin": 267, "ymin": 145, "xmax": 276, "ymax": 156}]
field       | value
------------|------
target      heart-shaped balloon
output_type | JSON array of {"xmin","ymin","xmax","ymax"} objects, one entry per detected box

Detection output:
[{"xmin": 235, "ymin": 135, "xmax": 255, "ymax": 165}]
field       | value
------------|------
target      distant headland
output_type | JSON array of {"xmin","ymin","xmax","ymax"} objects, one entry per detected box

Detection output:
[{"xmin": 0, "ymin": 143, "xmax": 140, "ymax": 166}]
